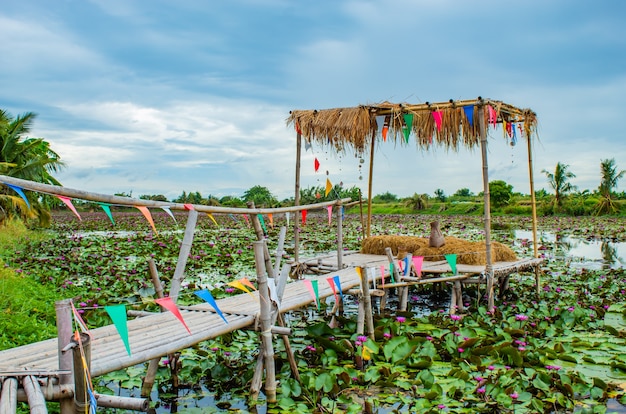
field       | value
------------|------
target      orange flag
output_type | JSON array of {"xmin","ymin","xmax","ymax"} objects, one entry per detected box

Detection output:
[
  {"xmin": 136, "ymin": 206, "xmax": 157, "ymax": 234},
  {"xmin": 325, "ymin": 178, "xmax": 333, "ymax": 197}
]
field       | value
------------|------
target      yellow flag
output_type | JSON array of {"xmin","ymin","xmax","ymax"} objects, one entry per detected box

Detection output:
[
  {"xmin": 362, "ymin": 344, "xmax": 373, "ymax": 361},
  {"xmin": 207, "ymin": 213, "xmax": 218, "ymax": 226},
  {"xmin": 325, "ymin": 178, "xmax": 333, "ymax": 197}
]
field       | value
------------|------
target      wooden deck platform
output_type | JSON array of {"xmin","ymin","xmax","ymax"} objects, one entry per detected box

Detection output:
[{"xmin": 0, "ymin": 252, "xmax": 541, "ymax": 387}]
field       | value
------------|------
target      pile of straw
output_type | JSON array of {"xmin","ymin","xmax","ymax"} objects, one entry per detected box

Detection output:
[{"xmin": 361, "ymin": 235, "xmax": 517, "ymax": 265}]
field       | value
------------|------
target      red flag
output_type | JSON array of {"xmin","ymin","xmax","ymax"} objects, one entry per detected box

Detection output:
[
  {"xmin": 155, "ymin": 297, "xmax": 191, "ymax": 334},
  {"xmin": 314, "ymin": 158, "xmax": 320, "ymax": 172},
  {"xmin": 301, "ymin": 210, "xmax": 307, "ymax": 226}
]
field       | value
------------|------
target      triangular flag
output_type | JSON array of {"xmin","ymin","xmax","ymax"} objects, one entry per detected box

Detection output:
[
  {"xmin": 397, "ymin": 260, "xmax": 404, "ymax": 275},
  {"xmin": 325, "ymin": 178, "xmax": 333, "ymax": 197},
  {"xmin": 412, "ymin": 256, "xmax": 424, "ymax": 278},
  {"xmin": 295, "ymin": 121, "xmax": 302, "ymax": 135},
  {"xmin": 57, "ymin": 196, "xmax": 82, "ymax": 221},
  {"xmin": 382, "ymin": 115, "xmax": 390, "ymax": 142},
  {"xmin": 98, "ymin": 203, "xmax": 115, "ymax": 224},
  {"xmin": 403, "ymin": 257, "xmax": 410, "ymax": 276},
  {"xmin": 243, "ymin": 214, "xmax": 251, "ymax": 228},
  {"xmin": 194, "ymin": 289, "xmax": 228, "ymax": 324},
  {"xmin": 258, "ymin": 214, "xmax": 267, "ymax": 233},
  {"xmin": 379, "ymin": 265, "xmax": 385, "ymax": 289},
  {"xmin": 285, "ymin": 212, "xmax": 290, "ymax": 227},
  {"xmin": 488, "ymin": 105, "xmax": 497, "ymax": 127},
  {"xmin": 268, "ymin": 213, "xmax": 274, "ymax": 228},
  {"xmin": 303, "ymin": 279, "xmax": 319, "ymax": 310},
  {"xmin": 355, "ymin": 267, "xmax": 362, "ymax": 281},
  {"xmin": 155, "ymin": 297, "xmax": 191, "ymax": 334},
  {"xmin": 314, "ymin": 158, "xmax": 320, "ymax": 172},
  {"xmin": 463, "ymin": 105, "xmax": 474, "ymax": 126},
  {"xmin": 228, "ymin": 280, "xmax": 251, "ymax": 294},
  {"xmin": 506, "ymin": 120, "xmax": 513, "ymax": 137},
  {"xmin": 5, "ymin": 184, "xmax": 31, "ymax": 208},
  {"xmin": 304, "ymin": 140, "xmax": 312, "ymax": 151},
  {"xmin": 389, "ymin": 263, "xmax": 395, "ymax": 283},
  {"xmin": 229, "ymin": 213, "xmax": 238, "ymax": 222},
  {"xmin": 502, "ymin": 120, "xmax": 508, "ymax": 138},
  {"xmin": 105, "ymin": 305, "xmax": 131, "ymax": 356},
  {"xmin": 184, "ymin": 204, "xmax": 195, "ymax": 211},
  {"xmin": 376, "ymin": 115, "xmax": 385, "ymax": 134},
  {"xmin": 136, "ymin": 206, "xmax": 157, "ymax": 234},
  {"xmin": 239, "ymin": 277, "xmax": 257, "ymax": 291},
  {"xmin": 207, "ymin": 213, "xmax": 218, "ymax": 226},
  {"xmin": 327, "ymin": 205, "xmax": 332, "ymax": 226},
  {"xmin": 311, "ymin": 280, "xmax": 320, "ymax": 310},
  {"xmin": 432, "ymin": 111, "xmax": 443, "ymax": 131},
  {"xmin": 161, "ymin": 207, "xmax": 177, "ymax": 223},
  {"xmin": 445, "ymin": 254, "xmax": 458, "ymax": 275},
  {"xmin": 332, "ymin": 275, "xmax": 345, "ymax": 303},
  {"xmin": 402, "ymin": 113, "xmax": 413, "ymax": 143},
  {"xmin": 301, "ymin": 210, "xmax": 307, "ymax": 226},
  {"xmin": 326, "ymin": 277, "xmax": 339, "ymax": 305}
]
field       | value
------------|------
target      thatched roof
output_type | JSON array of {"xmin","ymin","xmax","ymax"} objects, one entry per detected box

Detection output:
[{"xmin": 286, "ymin": 98, "xmax": 537, "ymax": 155}]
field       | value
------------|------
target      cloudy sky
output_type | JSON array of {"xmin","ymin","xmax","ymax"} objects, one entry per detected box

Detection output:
[{"xmin": 2, "ymin": 0, "xmax": 625, "ymax": 201}]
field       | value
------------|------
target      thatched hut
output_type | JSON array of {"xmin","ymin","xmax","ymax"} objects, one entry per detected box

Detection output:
[{"xmin": 286, "ymin": 97, "xmax": 540, "ymax": 308}]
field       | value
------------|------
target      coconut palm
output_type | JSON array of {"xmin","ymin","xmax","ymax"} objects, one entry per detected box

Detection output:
[
  {"xmin": 403, "ymin": 193, "xmax": 429, "ymax": 211},
  {"xmin": 541, "ymin": 162, "xmax": 577, "ymax": 210},
  {"xmin": 0, "ymin": 110, "xmax": 64, "ymax": 224},
  {"xmin": 595, "ymin": 158, "xmax": 625, "ymax": 215}
]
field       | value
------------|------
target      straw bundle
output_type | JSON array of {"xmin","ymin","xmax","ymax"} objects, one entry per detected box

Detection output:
[{"xmin": 361, "ymin": 235, "xmax": 517, "ymax": 265}]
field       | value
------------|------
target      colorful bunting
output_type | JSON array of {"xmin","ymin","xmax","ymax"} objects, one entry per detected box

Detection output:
[
  {"xmin": 258, "ymin": 214, "xmax": 267, "ymax": 233},
  {"xmin": 402, "ymin": 113, "xmax": 413, "ymax": 143},
  {"xmin": 304, "ymin": 139, "xmax": 312, "ymax": 151},
  {"xmin": 303, "ymin": 279, "xmax": 319, "ymax": 310},
  {"xmin": 207, "ymin": 213, "xmax": 218, "ymax": 226},
  {"xmin": 488, "ymin": 105, "xmax": 497, "ymax": 127},
  {"xmin": 57, "ymin": 196, "xmax": 81, "ymax": 221},
  {"xmin": 194, "ymin": 289, "xmax": 228, "ymax": 324},
  {"xmin": 301, "ymin": 210, "xmax": 307, "ymax": 226},
  {"xmin": 325, "ymin": 178, "xmax": 333, "ymax": 197},
  {"xmin": 355, "ymin": 267, "xmax": 362, "ymax": 281},
  {"xmin": 228, "ymin": 279, "xmax": 252, "ymax": 294},
  {"xmin": 135, "ymin": 206, "xmax": 157, "ymax": 234},
  {"xmin": 161, "ymin": 207, "xmax": 177, "ymax": 223},
  {"xmin": 379, "ymin": 265, "xmax": 385, "ymax": 289},
  {"xmin": 155, "ymin": 297, "xmax": 191, "ymax": 334},
  {"xmin": 403, "ymin": 256, "xmax": 410, "ymax": 276},
  {"xmin": 314, "ymin": 158, "xmax": 320, "ymax": 172},
  {"xmin": 70, "ymin": 301, "xmax": 91, "ymax": 334},
  {"xmin": 105, "ymin": 304, "xmax": 131, "ymax": 356},
  {"xmin": 5, "ymin": 184, "xmax": 30, "ymax": 208},
  {"xmin": 239, "ymin": 277, "xmax": 257, "ymax": 291},
  {"xmin": 389, "ymin": 263, "xmax": 396, "ymax": 283},
  {"xmin": 445, "ymin": 254, "xmax": 458, "ymax": 275},
  {"xmin": 184, "ymin": 204, "xmax": 195, "ymax": 211},
  {"xmin": 463, "ymin": 105, "xmax": 474, "ymax": 126},
  {"xmin": 412, "ymin": 256, "xmax": 424, "ymax": 278},
  {"xmin": 326, "ymin": 277, "xmax": 339, "ymax": 305},
  {"xmin": 99, "ymin": 203, "xmax": 115, "ymax": 224},
  {"xmin": 382, "ymin": 115, "xmax": 390, "ymax": 142},
  {"xmin": 243, "ymin": 214, "xmax": 251, "ymax": 228},
  {"xmin": 268, "ymin": 213, "xmax": 274, "ymax": 228},
  {"xmin": 332, "ymin": 275, "xmax": 344, "ymax": 303},
  {"xmin": 327, "ymin": 205, "xmax": 332, "ymax": 226},
  {"xmin": 432, "ymin": 111, "xmax": 443, "ymax": 131},
  {"xmin": 376, "ymin": 115, "xmax": 386, "ymax": 135}
]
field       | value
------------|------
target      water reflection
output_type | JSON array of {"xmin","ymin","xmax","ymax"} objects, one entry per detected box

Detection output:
[{"xmin": 514, "ymin": 230, "xmax": 626, "ymax": 269}]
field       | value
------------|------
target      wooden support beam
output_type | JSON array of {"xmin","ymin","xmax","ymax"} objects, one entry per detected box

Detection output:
[
  {"xmin": 0, "ymin": 377, "xmax": 18, "ymax": 414},
  {"xmin": 54, "ymin": 299, "xmax": 74, "ymax": 414},
  {"xmin": 22, "ymin": 376, "xmax": 47, "ymax": 414},
  {"xmin": 94, "ymin": 394, "xmax": 149, "ymax": 412}
]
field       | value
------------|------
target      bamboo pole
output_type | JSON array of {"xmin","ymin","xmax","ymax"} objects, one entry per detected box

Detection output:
[
  {"xmin": 253, "ymin": 242, "xmax": 277, "ymax": 403},
  {"xmin": 359, "ymin": 189, "xmax": 365, "ymax": 239},
  {"xmin": 273, "ymin": 226, "xmax": 287, "ymax": 278},
  {"xmin": 54, "ymin": 299, "xmax": 74, "ymax": 414},
  {"xmin": 336, "ymin": 203, "xmax": 343, "ymax": 270},
  {"xmin": 169, "ymin": 209, "xmax": 198, "ymax": 300},
  {"xmin": 477, "ymin": 103, "xmax": 495, "ymax": 310},
  {"xmin": 141, "ymin": 259, "xmax": 165, "ymax": 397},
  {"xmin": 94, "ymin": 394, "xmax": 149, "ymax": 411},
  {"xmin": 359, "ymin": 267, "xmax": 375, "ymax": 340},
  {"xmin": 526, "ymin": 129, "xmax": 541, "ymax": 297},
  {"xmin": 22, "ymin": 375, "xmax": 47, "ymax": 414},
  {"xmin": 366, "ymin": 131, "xmax": 376, "ymax": 238},
  {"xmin": 71, "ymin": 332, "xmax": 91, "ymax": 413},
  {"xmin": 294, "ymin": 131, "xmax": 302, "ymax": 263},
  {"xmin": 247, "ymin": 202, "xmax": 275, "ymax": 279},
  {"xmin": 0, "ymin": 377, "xmax": 17, "ymax": 414}
]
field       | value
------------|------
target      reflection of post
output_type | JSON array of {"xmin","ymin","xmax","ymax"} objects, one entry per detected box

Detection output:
[{"xmin": 601, "ymin": 241, "xmax": 617, "ymax": 269}]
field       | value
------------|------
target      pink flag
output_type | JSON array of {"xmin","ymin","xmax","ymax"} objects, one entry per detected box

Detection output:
[
  {"xmin": 243, "ymin": 214, "xmax": 250, "ymax": 228},
  {"xmin": 379, "ymin": 265, "xmax": 385, "ymax": 289},
  {"xmin": 412, "ymin": 256, "xmax": 424, "ymax": 278},
  {"xmin": 488, "ymin": 105, "xmax": 497, "ymax": 127},
  {"xmin": 57, "ymin": 196, "xmax": 81, "ymax": 221},
  {"xmin": 155, "ymin": 297, "xmax": 191, "ymax": 334},
  {"xmin": 326, "ymin": 277, "xmax": 339, "ymax": 305},
  {"xmin": 184, "ymin": 204, "xmax": 194, "ymax": 210},
  {"xmin": 432, "ymin": 111, "xmax": 443, "ymax": 131},
  {"xmin": 303, "ymin": 279, "xmax": 319, "ymax": 309},
  {"xmin": 327, "ymin": 205, "xmax": 332, "ymax": 226},
  {"xmin": 136, "ymin": 206, "xmax": 157, "ymax": 234}
]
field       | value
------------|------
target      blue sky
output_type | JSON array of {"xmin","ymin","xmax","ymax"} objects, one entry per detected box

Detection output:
[{"xmin": 2, "ymin": 0, "xmax": 626, "ymax": 201}]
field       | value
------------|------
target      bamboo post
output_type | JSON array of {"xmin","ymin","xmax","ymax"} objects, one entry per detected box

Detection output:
[
  {"xmin": 1, "ymin": 377, "xmax": 18, "ymax": 414},
  {"xmin": 455, "ymin": 280, "xmax": 464, "ymax": 312},
  {"xmin": 22, "ymin": 376, "xmax": 47, "ymax": 414},
  {"xmin": 169, "ymin": 209, "xmax": 199, "ymax": 300},
  {"xmin": 336, "ymin": 203, "xmax": 343, "ymax": 270},
  {"xmin": 384, "ymin": 247, "xmax": 403, "ymax": 310},
  {"xmin": 294, "ymin": 131, "xmax": 302, "ymax": 263},
  {"xmin": 477, "ymin": 102, "xmax": 495, "ymax": 310},
  {"xmin": 359, "ymin": 266, "xmax": 375, "ymax": 340},
  {"xmin": 356, "ymin": 295, "xmax": 365, "ymax": 336},
  {"xmin": 71, "ymin": 333, "xmax": 91, "ymax": 414},
  {"xmin": 253, "ymin": 241, "xmax": 276, "ymax": 403},
  {"xmin": 141, "ymin": 259, "xmax": 165, "ymax": 397},
  {"xmin": 359, "ymin": 189, "xmax": 365, "ymax": 239},
  {"xmin": 94, "ymin": 394, "xmax": 149, "ymax": 411},
  {"xmin": 273, "ymin": 226, "xmax": 287, "ymax": 277},
  {"xmin": 247, "ymin": 202, "xmax": 275, "ymax": 278},
  {"xmin": 366, "ymin": 130, "xmax": 376, "ymax": 238},
  {"xmin": 526, "ymin": 128, "xmax": 541, "ymax": 297},
  {"xmin": 55, "ymin": 299, "xmax": 74, "ymax": 414}
]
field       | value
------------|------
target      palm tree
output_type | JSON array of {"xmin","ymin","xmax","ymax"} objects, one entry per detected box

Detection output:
[
  {"xmin": 403, "ymin": 193, "xmax": 429, "ymax": 211},
  {"xmin": 541, "ymin": 162, "xmax": 577, "ymax": 210},
  {"xmin": 0, "ymin": 110, "xmax": 64, "ymax": 224},
  {"xmin": 595, "ymin": 158, "xmax": 625, "ymax": 215}
]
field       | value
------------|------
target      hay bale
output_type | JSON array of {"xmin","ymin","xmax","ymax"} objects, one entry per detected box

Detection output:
[{"xmin": 361, "ymin": 235, "xmax": 516, "ymax": 265}]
